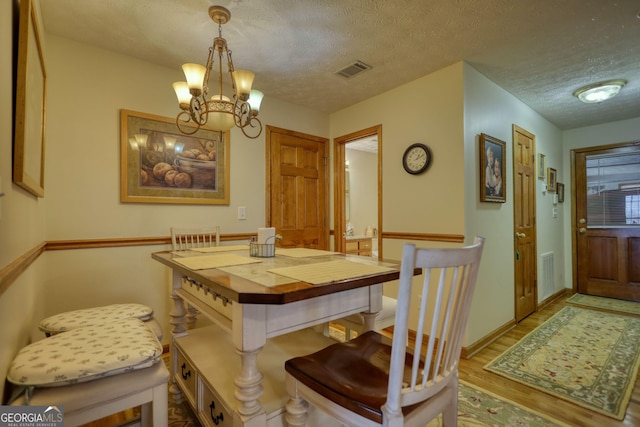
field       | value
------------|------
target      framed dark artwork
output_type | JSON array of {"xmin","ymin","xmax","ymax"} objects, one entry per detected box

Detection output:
[
  {"xmin": 13, "ymin": 0, "xmax": 47, "ymax": 197},
  {"xmin": 547, "ymin": 167, "xmax": 557, "ymax": 193},
  {"xmin": 557, "ymin": 182, "xmax": 565, "ymax": 203},
  {"xmin": 537, "ymin": 153, "xmax": 546, "ymax": 179},
  {"xmin": 120, "ymin": 109, "xmax": 230, "ymax": 204},
  {"xmin": 479, "ymin": 133, "xmax": 506, "ymax": 203}
]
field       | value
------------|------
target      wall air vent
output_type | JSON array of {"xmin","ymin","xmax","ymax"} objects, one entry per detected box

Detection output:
[{"xmin": 336, "ymin": 60, "xmax": 372, "ymax": 78}]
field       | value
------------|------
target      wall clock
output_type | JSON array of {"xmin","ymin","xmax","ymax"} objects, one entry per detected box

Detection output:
[{"xmin": 402, "ymin": 143, "xmax": 432, "ymax": 175}]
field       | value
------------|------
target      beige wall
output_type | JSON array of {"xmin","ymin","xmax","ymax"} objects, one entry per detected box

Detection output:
[
  {"xmin": 330, "ymin": 62, "xmax": 466, "ymax": 332},
  {"xmin": 463, "ymin": 63, "xmax": 566, "ymax": 344}
]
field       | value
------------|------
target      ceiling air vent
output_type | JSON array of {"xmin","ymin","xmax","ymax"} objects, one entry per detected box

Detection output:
[{"xmin": 336, "ymin": 60, "xmax": 372, "ymax": 78}]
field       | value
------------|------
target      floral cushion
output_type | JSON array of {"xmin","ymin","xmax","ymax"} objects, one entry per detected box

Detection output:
[
  {"xmin": 38, "ymin": 303, "xmax": 154, "ymax": 335},
  {"xmin": 8, "ymin": 318, "xmax": 162, "ymax": 387}
]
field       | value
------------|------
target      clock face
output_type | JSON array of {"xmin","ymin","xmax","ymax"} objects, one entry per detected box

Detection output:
[{"xmin": 402, "ymin": 143, "xmax": 432, "ymax": 175}]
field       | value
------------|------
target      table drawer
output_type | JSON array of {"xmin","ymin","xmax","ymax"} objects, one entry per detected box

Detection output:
[
  {"xmin": 175, "ymin": 348, "xmax": 197, "ymax": 405},
  {"xmin": 200, "ymin": 378, "xmax": 233, "ymax": 427}
]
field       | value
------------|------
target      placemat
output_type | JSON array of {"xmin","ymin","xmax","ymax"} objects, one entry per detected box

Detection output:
[
  {"xmin": 173, "ymin": 254, "xmax": 261, "ymax": 270},
  {"xmin": 191, "ymin": 245, "xmax": 250, "ymax": 253},
  {"xmin": 276, "ymin": 248, "xmax": 341, "ymax": 258},
  {"xmin": 267, "ymin": 260, "xmax": 395, "ymax": 285}
]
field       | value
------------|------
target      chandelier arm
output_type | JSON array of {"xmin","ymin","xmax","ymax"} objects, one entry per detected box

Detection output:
[
  {"xmin": 235, "ymin": 101, "xmax": 262, "ymax": 139},
  {"xmin": 190, "ymin": 96, "xmax": 209, "ymax": 126},
  {"xmin": 238, "ymin": 115, "xmax": 262, "ymax": 139},
  {"xmin": 176, "ymin": 112, "xmax": 201, "ymax": 135},
  {"xmin": 217, "ymin": 43, "xmax": 225, "ymax": 98},
  {"xmin": 234, "ymin": 100, "xmax": 250, "ymax": 127},
  {"xmin": 226, "ymin": 49, "xmax": 238, "ymax": 100},
  {"xmin": 202, "ymin": 46, "xmax": 216, "ymax": 100}
]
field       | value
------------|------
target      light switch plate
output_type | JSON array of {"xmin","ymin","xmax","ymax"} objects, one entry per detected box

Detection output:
[{"xmin": 238, "ymin": 206, "xmax": 247, "ymax": 220}]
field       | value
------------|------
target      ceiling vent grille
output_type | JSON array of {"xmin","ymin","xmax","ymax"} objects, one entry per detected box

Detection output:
[{"xmin": 336, "ymin": 60, "xmax": 372, "ymax": 78}]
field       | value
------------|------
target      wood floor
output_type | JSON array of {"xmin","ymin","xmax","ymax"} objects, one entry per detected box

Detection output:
[
  {"xmin": 83, "ymin": 294, "xmax": 639, "ymax": 426},
  {"xmin": 458, "ymin": 294, "xmax": 640, "ymax": 426}
]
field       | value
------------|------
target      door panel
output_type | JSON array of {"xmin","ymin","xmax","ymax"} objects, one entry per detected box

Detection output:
[
  {"xmin": 513, "ymin": 125, "xmax": 537, "ymax": 322},
  {"xmin": 574, "ymin": 144, "xmax": 640, "ymax": 301},
  {"xmin": 267, "ymin": 126, "xmax": 329, "ymax": 249}
]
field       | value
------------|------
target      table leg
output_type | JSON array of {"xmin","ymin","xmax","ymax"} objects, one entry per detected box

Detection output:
[
  {"xmin": 361, "ymin": 283, "xmax": 383, "ymax": 332},
  {"xmin": 361, "ymin": 311, "xmax": 377, "ymax": 332},
  {"xmin": 232, "ymin": 303, "xmax": 267, "ymax": 424},
  {"xmin": 234, "ymin": 346, "xmax": 265, "ymax": 417},
  {"xmin": 169, "ymin": 270, "xmax": 188, "ymax": 404}
]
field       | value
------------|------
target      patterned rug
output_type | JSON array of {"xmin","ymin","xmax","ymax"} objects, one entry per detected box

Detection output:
[
  {"xmin": 484, "ymin": 306, "xmax": 640, "ymax": 420},
  {"xmin": 567, "ymin": 293, "xmax": 640, "ymax": 316},
  {"xmin": 163, "ymin": 350, "xmax": 565, "ymax": 426}
]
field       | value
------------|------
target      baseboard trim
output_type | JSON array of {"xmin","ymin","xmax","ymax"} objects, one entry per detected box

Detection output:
[
  {"xmin": 538, "ymin": 288, "xmax": 569, "ymax": 312},
  {"xmin": 462, "ymin": 319, "xmax": 517, "ymax": 360}
]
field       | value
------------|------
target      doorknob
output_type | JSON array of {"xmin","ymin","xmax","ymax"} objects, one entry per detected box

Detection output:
[
  {"xmin": 579, "ymin": 218, "xmax": 586, "ymax": 224},
  {"xmin": 579, "ymin": 227, "xmax": 586, "ymax": 234},
  {"xmin": 515, "ymin": 232, "xmax": 526, "ymax": 238}
]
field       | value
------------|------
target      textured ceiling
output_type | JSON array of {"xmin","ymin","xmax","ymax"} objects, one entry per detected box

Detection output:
[{"xmin": 39, "ymin": 0, "xmax": 640, "ymax": 130}]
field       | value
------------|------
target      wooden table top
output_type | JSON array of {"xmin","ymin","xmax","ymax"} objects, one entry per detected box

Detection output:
[{"xmin": 152, "ymin": 248, "xmax": 403, "ymax": 305}]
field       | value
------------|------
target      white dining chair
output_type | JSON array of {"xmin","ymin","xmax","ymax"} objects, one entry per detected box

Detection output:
[
  {"xmin": 171, "ymin": 226, "xmax": 220, "ymax": 250},
  {"xmin": 170, "ymin": 226, "xmax": 221, "ymax": 327},
  {"xmin": 284, "ymin": 237, "xmax": 485, "ymax": 427}
]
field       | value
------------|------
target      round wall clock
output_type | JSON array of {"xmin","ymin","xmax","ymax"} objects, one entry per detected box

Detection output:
[{"xmin": 402, "ymin": 143, "xmax": 432, "ymax": 175}]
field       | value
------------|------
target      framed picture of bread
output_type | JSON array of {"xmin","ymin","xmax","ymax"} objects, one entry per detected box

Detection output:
[{"xmin": 120, "ymin": 109, "xmax": 230, "ymax": 204}]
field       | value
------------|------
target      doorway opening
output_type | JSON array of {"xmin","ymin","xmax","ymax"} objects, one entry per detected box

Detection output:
[{"xmin": 334, "ymin": 125, "xmax": 382, "ymax": 259}]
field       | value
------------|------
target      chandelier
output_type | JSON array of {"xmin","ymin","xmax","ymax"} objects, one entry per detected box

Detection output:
[{"xmin": 172, "ymin": 6, "xmax": 263, "ymax": 138}]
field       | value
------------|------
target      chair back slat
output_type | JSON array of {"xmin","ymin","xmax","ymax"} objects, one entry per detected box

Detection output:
[
  {"xmin": 170, "ymin": 226, "xmax": 221, "ymax": 250},
  {"xmin": 386, "ymin": 237, "xmax": 485, "ymax": 412}
]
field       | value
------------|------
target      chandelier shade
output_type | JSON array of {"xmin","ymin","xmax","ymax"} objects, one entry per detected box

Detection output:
[{"xmin": 173, "ymin": 6, "xmax": 263, "ymax": 138}]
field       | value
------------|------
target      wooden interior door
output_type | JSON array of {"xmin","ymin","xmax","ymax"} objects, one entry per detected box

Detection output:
[
  {"xmin": 573, "ymin": 143, "xmax": 640, "ymax": 301},
  {"xmin": 513, "ymin": 125, "xmax": 537, "ymax": 322},
  {"xmin": 266, "ymin": 126, "xmax": 329, "ymax": 249}
]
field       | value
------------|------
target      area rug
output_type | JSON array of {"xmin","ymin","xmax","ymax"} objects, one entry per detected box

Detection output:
[
  {"xmin": 567, "ymin": 293, "xmax": 640, "ymax": 316},
  {"xmin": 484, "ymin": 306, "xmax": 640, "ymax": 420},
  {"xmin": 428, "ymin": 380, "xmax": 568, "ymax": 426},
  {"xmin": 162, "ymin": 350, "xmax": 566, "ymax": 426}
]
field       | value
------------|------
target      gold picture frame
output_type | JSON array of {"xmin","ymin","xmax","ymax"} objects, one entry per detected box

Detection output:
[
  {"xmin": 120, "ymin": 109, "xmax": 230, "ymax": 205},
  {"xmin": 13, "ymin": 0, "xmax": 47, "ymax": 197},
  {"xmin": 547, "ymin": 167, "xmax": 557, "ymax": 193}
]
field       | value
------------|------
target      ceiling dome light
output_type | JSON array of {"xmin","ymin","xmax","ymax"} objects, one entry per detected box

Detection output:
[{"xmin": 573, "ymin": 79, "xmax": 627, "ymax": 104}]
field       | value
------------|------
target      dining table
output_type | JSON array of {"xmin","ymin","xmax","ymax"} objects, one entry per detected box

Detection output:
[{"xmin": 152, "ymin": 245, "xmax": 407, "ymax": 427}]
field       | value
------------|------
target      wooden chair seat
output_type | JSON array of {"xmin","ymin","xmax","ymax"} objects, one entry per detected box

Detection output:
[{"xmin": 286, "ymin": 331, "xmax": 423, "ymax": 423}]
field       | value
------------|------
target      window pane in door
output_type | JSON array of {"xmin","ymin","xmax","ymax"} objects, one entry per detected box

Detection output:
[{"xmin": 586, "ymin": 152, "xmax": 640, "ymax": 227}]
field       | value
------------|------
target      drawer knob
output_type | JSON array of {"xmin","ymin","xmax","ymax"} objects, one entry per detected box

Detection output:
[
  {"xmin": 210, "ymin": 401, "xmax": 224, "ymax": 425},
  {"xmin": 181, "ymin": 363, "xmax": 191, "ymax": 380}
]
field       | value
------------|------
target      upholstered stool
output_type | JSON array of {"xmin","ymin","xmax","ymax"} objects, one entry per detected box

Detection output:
[
  {"xmin": 38, "ymin": 303, "xmax": 163, "ymax": 341},
  {"xmin": 8, "ymin": 318, "xmax": 167, "ymax": 426}
]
